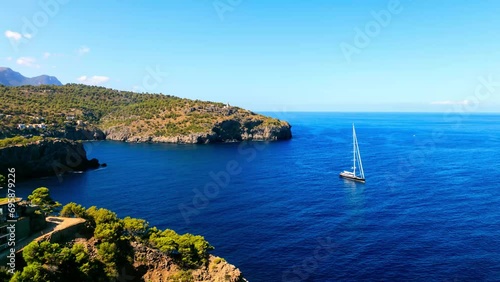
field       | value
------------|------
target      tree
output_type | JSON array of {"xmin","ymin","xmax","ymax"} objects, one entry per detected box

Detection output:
[
  {"xmin": 27, "ymin": 187, "xmax": 61, "ymax": 215},
  {"xmin": 177, "ymin": 234, "xmax": 214, "ymax": 268},
  {"xmin": 85, "ymin": 207, "xmax": 124, "ymax": 242},
  {"xmin": 97, "ymin": 242, "xmax": 118, "ymax": 280},
  {"xmin": 94, "ymin": 221, "xmax": 124, "ymax": 242},
  {"xmin": 23, "ymin": 241, "xmax": 62, "ymax": 265},
  {"xmin": 86, "ymin": 207, "xmax": 119, "ymax": 225},
  {"xmin": 149, "ymin": 231, "xmax": 179, "ymax": 254},
  {"xmin": 148, "ymin": 228, "xmax": 214, "ymax": 268},
  {"xmin": 60, "ymin": 202, "xmax": 87, "ymax": 218},
  {"xmin": 10, "ymin": 263, "xmax": 52, "ymax": 282},
  {"xmin": 71, "ymin": 243, "xmax": 90, "ymax": 264},
  {"xmin": 122, "ymin": 216, "xmax": 149, "ymax": 240},
  {"xmin": 21, "ymin": 241, "xmax": 101, "ymax": 281}
]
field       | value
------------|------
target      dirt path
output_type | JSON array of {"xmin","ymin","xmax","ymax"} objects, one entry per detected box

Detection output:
[{"xmin": 44, "ymin": 217, "xmax": 86, "ymax": 234}]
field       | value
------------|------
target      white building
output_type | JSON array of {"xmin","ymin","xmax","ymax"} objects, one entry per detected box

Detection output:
[{"xmin": 34, "ymin": 123, "xmax": 47, "ymax": 129}]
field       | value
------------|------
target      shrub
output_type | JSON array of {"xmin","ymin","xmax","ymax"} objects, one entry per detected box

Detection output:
[
  {"xmin": 94, "ymin": 221, "xmax": 124, "ymax": 242},
  {"xmin": 97, "ymin": 242, "xmax": 118, "ymax": 280},
  {"xmin": 0, "ymin": 136, "xmax": 43, "ymax": 148},
  {"xmin": 28, "ymin": 187, "xmax": 61, "ymax": 215},
  {"xmin": 60, "ymin": 202, "xmax": 87, "ymax": 218},
  {"xmin": 148, "ymin": 229, "xmax": 214, "ymax": 268},
  {"xmin": 10, "ymin": 263, "xmax": 52, "ymax": 282},
  {"xmin": 23, "ymin": 241, "xmax": 62, "ymax": 265},
  {"xmin": 122, "ymin": 217, "xmax": 149, "ymax": 240},
  {"xmin": 168, "ymin": 270, "xmax": 193, "ymax": 282}
]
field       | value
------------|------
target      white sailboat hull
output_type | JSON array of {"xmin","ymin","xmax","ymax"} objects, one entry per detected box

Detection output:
[
  {"xmin": 339, "ymin": 171, "xmax": 365, "ymax": 183},
  {"xmin": 339, "ymin": 124, "xmax": 366, "ymax": 183}
]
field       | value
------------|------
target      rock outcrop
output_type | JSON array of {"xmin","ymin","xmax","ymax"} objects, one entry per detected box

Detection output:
[
  {"xmin": 131, "ymin": 241, "xmax": 246, "ymax": 282},
  {"xmin": 105, "ymin": 119, "xmax": 292, "ymax": 144},
  {"xmin": 55, "ymin": 126, "xmax": 106, "ymax": 141},
  {"xmin": 0, "ymin": 138, "xmax": 99, "ymax": 179},
  {"xmin": 192, "ymin": 255, "xmax": 247, "ymax": 282}
]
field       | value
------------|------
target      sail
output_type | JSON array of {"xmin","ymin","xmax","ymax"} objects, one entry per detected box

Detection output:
[
  {"xmin": 340, "ymin": 124, "xmax": 365, "ymax": 182},
  {"xmin": 352, "ymin": 124, "xmax": 364, "ymax": 179}
]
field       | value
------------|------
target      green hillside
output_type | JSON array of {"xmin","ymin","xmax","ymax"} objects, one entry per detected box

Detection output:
[{"xmin": 0, "ymin": 84, "xmax": 291, "ymax": 142}]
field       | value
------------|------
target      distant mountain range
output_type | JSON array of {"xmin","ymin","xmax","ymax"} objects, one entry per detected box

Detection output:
[{"xmin": 0, "ymin": 67, "xmax": 62, "ymax": 86}]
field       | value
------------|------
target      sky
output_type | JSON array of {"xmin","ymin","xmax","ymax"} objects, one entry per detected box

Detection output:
[{"xmin": 1, "ymin": 0, "xmax": 500, "ymax": 112}]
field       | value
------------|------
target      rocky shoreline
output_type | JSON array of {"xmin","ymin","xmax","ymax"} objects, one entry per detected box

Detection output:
[
  {"xmin": 105, "ymin": 121, "xmax": 292, "ymax": 144},
  {"xmin": 0, "ymin": 138, "xmax": 100, "ymax": 179},
  {"xmin": 0, "ymin": 117, "xmax": 292, "ymax": 180},
  {"xmin": 131, "ymin": 242, "xmax": 246, "ymax": 282},
  {"xmin": 0, "ymin": 119, "xmax": 292, "ymax": 179}
]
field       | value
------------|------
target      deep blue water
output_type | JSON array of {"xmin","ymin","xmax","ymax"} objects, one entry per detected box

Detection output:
[{"xmin": 15, "ymin": 113, "xmax": 500, "ymax": 281}]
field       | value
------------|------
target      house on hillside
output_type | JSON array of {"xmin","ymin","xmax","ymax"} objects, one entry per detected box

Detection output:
[{"xmin": 34, "ymin": 123, "xmax": 47, "ymax": 129}]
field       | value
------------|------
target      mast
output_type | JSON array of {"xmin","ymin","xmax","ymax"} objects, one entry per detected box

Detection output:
[
  {"xmin": 352, "ymin": 123, "xmax": 356, "ymax": 176},
  {"xmin": 354, "ymin": 125, "xmax": 364, "ymax": 179}
]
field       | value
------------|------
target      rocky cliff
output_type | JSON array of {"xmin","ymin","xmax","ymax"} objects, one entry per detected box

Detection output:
[
  {"xmin": 131, "ymin": 242, "xmax": 246, "ymax": 282},
  {"xmin": 105, "ymin": 118, "xmax": 292, "ymax": 144},
  {"xmin": 0, "ymin": 138, "xmax": 99, "ymax": 179}
]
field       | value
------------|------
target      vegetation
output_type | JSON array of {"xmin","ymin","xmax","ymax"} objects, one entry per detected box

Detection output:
[
  {"xmin": 8, "ymin": 187, "xmax": 215, "ymax": 281},
  {"xmin": 168, "ymin": 270, "xmax": 194, "ymax": 282},
  {"xmin": 59, "ymin": 202, "xmax": 87, "ymax": 218},
  {"xmin": 149, "ymin": 228, "xmax": 214, "ymax": 268},
  {"xmin": 122, "ymin": 216, "xmax": 149, "ymax": 240},
  {"xmin": 27, "ymin": 187, "xmax": 61, "ymax": 215},
  {"xmin": 0, "ymin": 84, "xmax": 287, "ymax": 140},
  {"xmin": 0, "ymin": 135, "xmax": 44, "ymax": 148},
  {"xmin": 12, "ymin": 240, "xmax": 107, "ymax": 282}
]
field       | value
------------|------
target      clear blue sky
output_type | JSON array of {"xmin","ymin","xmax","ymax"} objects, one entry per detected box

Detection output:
[{"xmin": 2, "ymin": 0, "xmax": 500, "ymax": 112}]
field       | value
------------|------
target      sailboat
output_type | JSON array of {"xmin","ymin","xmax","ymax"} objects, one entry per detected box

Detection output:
[{"xmin": 339, "ymin": 124, "xmax": 365, "ymax": 183}]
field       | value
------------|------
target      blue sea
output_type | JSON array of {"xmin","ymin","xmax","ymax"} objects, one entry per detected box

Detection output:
[{"xmin": 16, "ymin": 113, "xmax": 500, "ymax": 281}]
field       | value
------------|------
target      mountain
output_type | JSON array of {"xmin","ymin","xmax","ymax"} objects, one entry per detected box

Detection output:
[
  {"xmin": 0, "ymin": 67, "xmax": 62, "ymax": 86},
  {"xmin": 0, "ymin": 84, "xmax": 292, "ymax": 143}
]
